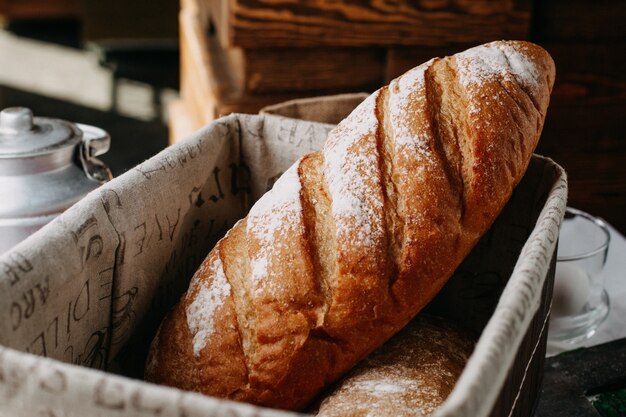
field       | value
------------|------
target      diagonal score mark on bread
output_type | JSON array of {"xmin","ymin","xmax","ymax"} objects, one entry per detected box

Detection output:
[{"xmin": 145, "ymin": 40, "xmax": 555, "ymax": 411}]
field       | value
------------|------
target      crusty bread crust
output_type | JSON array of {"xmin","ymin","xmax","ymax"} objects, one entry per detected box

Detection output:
[
  {"xmin": 315, "ymin": 315, "xmax": 475, "ymax": 417},
  {"xmin": 145, "ymin": 41, "xmax": 555, "ymax": 410}
]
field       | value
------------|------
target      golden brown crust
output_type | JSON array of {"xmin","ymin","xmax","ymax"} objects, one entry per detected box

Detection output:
[
  {"xmin": 144, "ymin": 302, "xmax": 200, "ymax": 393},
  {"xmin": 314, "ymin": 315, "xmax": 475, "ymax": 417},
  {"xmin": 145, "ymin": 41, "xmax": 555, "ymax": 410}
]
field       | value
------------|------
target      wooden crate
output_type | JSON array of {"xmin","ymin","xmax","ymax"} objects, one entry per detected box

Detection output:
[
  {"xmin": 179, "ymin": 6, "xmax": 308, "ymax": 126},
  {"xmin": 177, "ymin": 0, "xmax": 625, "ymax": 234},
  {"xmin": 184, "ymin": 0, "xmax": 386, "ymax": 95},
  {"xmin": 208, "ymin": 0, "xmax": 532, "ymax": 48},
  {"xmin": 179, "ymin": 1, "xmax": 387, "ymax": 129}
]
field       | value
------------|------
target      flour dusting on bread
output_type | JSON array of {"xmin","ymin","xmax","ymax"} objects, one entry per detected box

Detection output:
[
  {"xmin": 388, "ymin": 61, "xmax": 434, "ymax": 154},
  {"xmin": 456, "ymin": 42, "xmax": 540, "ymax": 93},
  {"xmin": 495, "ymin": 42, "xmax": 540, "ymax": 91},
  {"xmin": 454, "ymin": 42, "xmax": 545, "ymax": 123},
  {"xmin": 186, "ymin": 256, "xmax": 231, "ymax": 356},
  {"xmin": 323, "ymin": 92, "xmax": 385, "ymax": 250},
  {"xmin": 247, "ymin": 160, "xmax": 304, "ymax": 295},
  {"xmin": 352, "ymin": 378, "xmax": 413, "ymax": 395},
  {"xmin": 316, "ymin": 316, "xmax": 475, "ymax": 417}
]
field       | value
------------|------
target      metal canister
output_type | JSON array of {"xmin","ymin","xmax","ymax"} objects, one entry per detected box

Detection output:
[{"xmin": 0, "ymin": 107, "xmax": 112, "ymax": 254}]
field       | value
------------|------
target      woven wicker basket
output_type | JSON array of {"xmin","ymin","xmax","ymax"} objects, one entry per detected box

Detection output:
[{"xmin": 0, "ymin": 96, "xmax": 567, "ymax": 417}]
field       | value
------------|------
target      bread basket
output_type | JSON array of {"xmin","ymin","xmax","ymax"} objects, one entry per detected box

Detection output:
[{"xmin": 0, "ymin": 95, "xmax": 567, "ymax": 417}]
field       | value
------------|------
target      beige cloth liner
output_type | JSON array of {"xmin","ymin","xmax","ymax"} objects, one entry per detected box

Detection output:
[
  {"xmin": 260, "ymin": 93, "xmax": 368, "ymax": 125},
  {"xmin": 0, "ymin": 95, "xmax": 566, "ymax": 417}
]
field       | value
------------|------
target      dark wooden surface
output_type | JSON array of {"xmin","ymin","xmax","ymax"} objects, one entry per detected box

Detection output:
[
  {"xmin": 535, "ymin": 70, "xmax": 626, "ymax": 233},
  {"xmin": 535, "ymin": 338, "xmax": 626, "ymax": 417},
  {"xmin": 532, "ymin": 0, "xmax": 626, "ymax": 42},
  {"xmin": 209, "ymin": 0, "xmax": 531, "ymax": 48},
  {"xmin": 530, "ymin": 1, "xmax": 626, "ymax": 234},
  {"xmin": 0, "ymin": 0, "xmax": 78, "ymax": 19}
]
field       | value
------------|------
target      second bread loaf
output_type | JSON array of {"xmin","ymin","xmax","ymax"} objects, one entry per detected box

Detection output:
[
  {"xmin": 145, "ymin": 40, "xmax": 556, "ymax": 410},
  {"xmin": 315, "ymin": 315, "xmax": 475, "ymax": 417}
]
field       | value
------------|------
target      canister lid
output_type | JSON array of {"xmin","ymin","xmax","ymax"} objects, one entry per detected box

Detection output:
[{"xmin": 0, "ymin": 107, "xmax": 81, "ymax": 157}]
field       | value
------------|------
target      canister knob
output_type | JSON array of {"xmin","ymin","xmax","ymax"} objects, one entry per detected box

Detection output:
[
  {"xmin": 0, "ymin": 107, "xmax": 34, "ymax": 134},
  {"xmin": 0, "ymin": 106, "xmax": 76, "ymax": 156}
]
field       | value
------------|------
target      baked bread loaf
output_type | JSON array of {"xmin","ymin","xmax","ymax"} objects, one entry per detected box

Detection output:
[
  {"xmin": 145, "ymin": 40, "xmax": 555, "ymax": 410},
  {"xmin": 314, "ymin": 315, "xmax": 475, "ymax": 417}
]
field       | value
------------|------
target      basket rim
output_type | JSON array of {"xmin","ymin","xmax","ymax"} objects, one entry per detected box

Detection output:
[
  {"xmin": 434, "ymin": 154, "xmax": 567, "ymax": 417},
  {"xmin": 0, "ymin": 113, "xmax": 568, "ymax": 417}
]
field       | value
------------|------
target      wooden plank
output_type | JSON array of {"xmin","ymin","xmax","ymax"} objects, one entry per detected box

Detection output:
[
  {"xmin": 0, "ymin": 0, "xmax": 78, "ymax": 18},
  {"xmin": 179, "ymin": 7, "xmax": 312, "ymax": 123},
  {"xmin": 180, "ymin": 7, "xmax": 227, "ymax": 122},
  {"xmin": 181, "ymin": 0, "xmax": 211, "ymax": 31},
  {"xmin": 180, "ymin": 8, "xmax": 234, "ymax": 121},
  {"xmin": 167, "ymin": 98, "xmax": 201, "ymax": 145},
  {"xmin": 532, "ymin": 0, "xmax": 626, "ymax": 42},
  {"xmin": 208, "ymin": 0, "xmax": 531, "ymax": 48},
  {"xmin": 231, "ymin": 45, "xmax": 384, "ymax": 94},
  {"xmin": 208, "ymin": 0, "xmax": 227, "ymax": 49}
]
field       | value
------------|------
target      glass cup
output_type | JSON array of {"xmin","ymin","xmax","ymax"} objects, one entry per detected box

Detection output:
[{"xmin": 548, "ymin": 207, "xmax": 611, "ymax": 345}]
